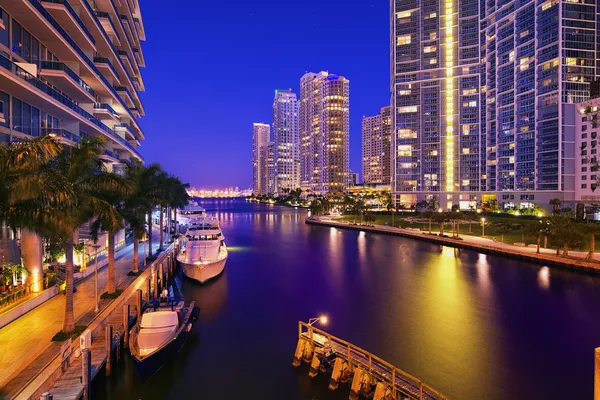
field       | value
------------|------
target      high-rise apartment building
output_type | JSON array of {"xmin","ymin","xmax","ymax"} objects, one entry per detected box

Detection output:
[
  {"xmin": 391, "ymin": 0, "xmax": 598, "ymax": 210},
  {"xmin": 272, "ymin": 89, "xmax": 299, "ymax": 194},
  {"xmin": 258, "ymin": 141, "xmax": 275, "ymax": 196},
  {"xmin": 362, "ymin": 106, "xmax": 391, "ymax": 185},
  {"xmin": 0, "ymin": 0, "xmax": 147, "ymax": 171},
  {"xmin": 299, "ymin": 71, "xmax": 350, "ymax": 195},
  {"xmin": 252, "ymin": 122, "xmax": 270, "ymax": 194}
]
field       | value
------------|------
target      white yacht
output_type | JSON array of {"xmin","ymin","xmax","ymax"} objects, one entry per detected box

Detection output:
[
  {"xmin": 176, "ymin": 204, "xmax": 206, "ymax": 230},
  {"xmin": 177, "ymin": 215, "xmax": 228, "ymax": 283}
]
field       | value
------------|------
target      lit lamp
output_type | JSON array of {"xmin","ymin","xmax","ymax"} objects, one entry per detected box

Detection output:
[
  {"xmin": 481, "ymin": 217, "xmax": 486, "ymax": 237},
  {"xmin": 308, "ymin": 315, "xmax": 328, "ymax": 326}
]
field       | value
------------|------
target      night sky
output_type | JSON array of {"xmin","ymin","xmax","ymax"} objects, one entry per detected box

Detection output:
[{"xmin": 138, "ymin": 0, "xmax": 389, "ymax": 189}]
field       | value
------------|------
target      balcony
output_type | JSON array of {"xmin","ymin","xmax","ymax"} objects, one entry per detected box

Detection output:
[
  {"xmin": 114, "ymin": 85, "xmax": 134, "ymax": 107},
  {"xmin": 40, "ymin": 0, "xmax": 96, "ymax": 52},
  {"xmin": 117, "ymin": 50, "xmax": 135, "ymax": 78},
  {"xmin": 93, "ymin": 57, "xmax": 120, "ymax": 82},
  {"xmin": 43, "ymin": 128, "xmax": 81, "ymax": 144},
  {"xmin": 93, "ymin": 103, "xmax": 121, "ymax": 122},
  {"xmin": 132, "ymin": 76, "xmax": 144, "ymax": 92},
  {"xmin": 129, "ymin": 107, "xmax": 141, "ymax": 118},
  {"xmin": 94, "ymin": 11, "xmax": 121, "ymax": 46},
  {"xmin": 114, "ymin": 122, "xmax": 135, "ymax": 139},
  {"xmin": 39, "ymin": 61, "xmax": 96, "ymax": 102},
  {"xmin": 101, "ymin": 148, "xmax": 120, "ymax": 162},
  {"xmin": 132, "ymin": 48, "xmax": 144, "ymax": 67}
]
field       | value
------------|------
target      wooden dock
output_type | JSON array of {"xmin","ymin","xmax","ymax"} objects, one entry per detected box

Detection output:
[{"xmin": 293, "ymin": 321, "xmax": 449, "ymax": 400}]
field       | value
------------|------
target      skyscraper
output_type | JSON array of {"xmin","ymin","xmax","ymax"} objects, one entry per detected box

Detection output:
[
  {"xmin": 272, "ymin": 89, "xmax": 299, "ymax": 194},
  {"xmin": 391, "ymin": 0, "xmax": 598, "ymax": 210},
  {"xmin": 299, "ymin": 71, "xmax": 350, "ymax": 195},
  {"xmin": 258, "ymin": 141, "xmax": 275, "ymax": 196},
  {"xmin": 362, "ymin": 106, "xmax": 392, "ymax": 185},
  {"xmin": 252, "ymin": 123, "xmax": 270, "ymax": 194},
  {"xmin": 0, "ymin": 0, "xmax": 146, "ymax": 171}
]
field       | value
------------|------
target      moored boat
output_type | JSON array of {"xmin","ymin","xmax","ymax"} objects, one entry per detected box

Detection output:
[{"xmin": 129, "ymin": 299, "xmax": 199, "ymax": 379}]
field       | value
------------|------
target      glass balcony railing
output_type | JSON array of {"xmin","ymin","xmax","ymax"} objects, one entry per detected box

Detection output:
[
  {"xmin": 94, "ymin": 11, "xmax": 121, "ymax": 42},
  {"xmin": 40, "ymin": 61, "xmax": 96, "ymax": 98},
  {"xmin": 92, "ymin": 57, "xmax": 120, "ymax": 80},
  {"xmin": 93, "ymin": 103, "xmax": 119, "ymax": 118},
  {"xmin": 112, "ymin": 132, "xmax": 142, "ymax": 160},
  {"xmin": 42, "ymin": 0, "xmax": 96, "ymax": 46},
  {"xmin": 102, "ymin": 149, "xmax": 119, "ymax": 159},
  {"xmin": 28, "ymin": 0, "xmax": 140, "ymax": 130},
  {"xmin": 0, "ymin": 54, "xmax": 114, "ymax": 135},
  {"xmin": 114, "ymin": 122, "xmax": 134, "ymax": 136},
  {"xmin": 42, "ymin": 128, "xmax": 81, "ymax": 143},
  {"xmin": 114, "ymin": 85, "xmax": 133, "ymax": 101},
  {"xmin": 117, "ymin": 50, "xmax": 134, "ymax": 69}
]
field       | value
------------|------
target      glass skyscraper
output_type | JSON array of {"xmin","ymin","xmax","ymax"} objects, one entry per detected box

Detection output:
[
  {"xmin": 272, "ymin": 89, "xmax": 300, "ymax": 194},
  {"xmin": 391, "ymin": 0, "xmax": 598, "ymax": 209}
]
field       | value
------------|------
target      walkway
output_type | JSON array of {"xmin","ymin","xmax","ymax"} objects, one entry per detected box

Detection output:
[
  {"xmin": 312, "ymin": 217, "xmax": 600, "ymax": 271},
  {"xmin": 0, "ymin": 233, "xmax": 164, "ymax": 396}
]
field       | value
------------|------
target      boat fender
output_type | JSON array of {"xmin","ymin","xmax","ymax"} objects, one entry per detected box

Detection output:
[
  {"xmin": 190, "ymin": 307, "xmax": 200, "ymax": 322},
  {"xmin": 186, "ymin": 323, "xmax": 193, "ymax": 332}
]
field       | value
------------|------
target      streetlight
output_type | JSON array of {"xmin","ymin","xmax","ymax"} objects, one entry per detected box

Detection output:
[
  {"xmin": 308, "ymin": 315, "xmax": 328, "ymax": 326},
  {"xmin": 480, "ymin": 217, "xmax": 486, "ymax": 238},
  {"xmin": 86, "ymin": 243, "xmax": 101, "ymax": 313}
]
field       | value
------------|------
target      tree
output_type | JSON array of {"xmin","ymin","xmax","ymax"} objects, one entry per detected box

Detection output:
[
  {"xmin": 54, "ymin": 137, "xmax": 128, "ymax": 332},
  {"xmin": 546, "ymin": 212, "xmax": 583, "ymax": 256},
  {"xmin": 549, "ymin": 198, "xmax": 561, "ymax": 214},
  {"xmin": 524, "ymin": 222, "xmax": 544, "ymax": 253},
  {"xmin": 580, "ymin": 222, "xmax": 600, "ymax": 261},
  {"xmin": 433, "ymin": 212, "xmax": 449, "ymax": 236},
  {"xmin": 495, "ymin": 222, "xmax": 513, "ymax": 243}
]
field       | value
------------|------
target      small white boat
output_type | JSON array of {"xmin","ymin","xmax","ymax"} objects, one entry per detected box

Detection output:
[{"xmin": 177, "ymin": 215, "xmax": 228, "ymax": 283}]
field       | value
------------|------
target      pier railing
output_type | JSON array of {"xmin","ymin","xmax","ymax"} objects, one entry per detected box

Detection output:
[{"xmin": 298, "ymin": 321, "xmax": 450, "ymax": 400}]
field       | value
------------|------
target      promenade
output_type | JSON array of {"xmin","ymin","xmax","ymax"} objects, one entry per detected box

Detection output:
[
  {"xmin": 0, "ymin": 235, "xmax": 161, "ymax": 397},
  {"xmin": 309, "ymin": 217, "xmax": 600, "ymax": 273}
]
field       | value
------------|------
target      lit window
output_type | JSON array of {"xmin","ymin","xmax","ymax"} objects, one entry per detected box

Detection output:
[
  {"xmin": 430, "ymin": 58, "xmax": 437, "ymax": 64},
  {"xmin": 508, "ymin": 51, "xmax": 514, "ymax": 62},
  {"xmin": 462, "ymin": 148, "xmax": 470, "ymax": 154},
  {"xmin": 424, "ymin": 46, "xmax": 437, "ymax": 53},
  {"xmin": 397, "ymin": 106, "xmax": 418, "ymax": 113},
  {"xmin": 397, "ymin": 35, "xmax": 411, "ymax": 45},
  {"xmin": 566, "ymin": 57, "xmax": 577, "ymax": 66},
  {"xmin": 396, "ymin": 11, "xmax": 412, "ymax": 18}
]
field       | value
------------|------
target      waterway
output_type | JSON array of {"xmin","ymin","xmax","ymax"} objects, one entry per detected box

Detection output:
[{"xmin": 92, "ymin": 199, "xmax": 600, "ymax": 399}]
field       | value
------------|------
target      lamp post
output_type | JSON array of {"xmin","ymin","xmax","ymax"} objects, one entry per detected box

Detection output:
[
  {"xmin": 86, "ymin": 243, "xmax": 101, "ymax": 313},
  {"xmin": 481, "ymin": 217, "xmax": 486, "ymax": 238},
  {"xmin": 308, "ymin": 315, "xmax": 328, "ymax": 326}
]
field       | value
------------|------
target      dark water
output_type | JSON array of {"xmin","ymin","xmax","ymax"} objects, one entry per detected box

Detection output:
[{"xmin": 92, "ymin": 199, "xmax": 600, "ymax": 400}]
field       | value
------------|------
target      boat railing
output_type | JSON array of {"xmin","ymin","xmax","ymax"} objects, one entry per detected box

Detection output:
[{"xmin": 298, "ymin": 321, "xmax": 450, "ymax": 400}]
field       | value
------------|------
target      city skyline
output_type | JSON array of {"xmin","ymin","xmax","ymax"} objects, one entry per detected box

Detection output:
[{"xmin": 136, "ymin": 0, "xmax": 389, "ymax": 188}]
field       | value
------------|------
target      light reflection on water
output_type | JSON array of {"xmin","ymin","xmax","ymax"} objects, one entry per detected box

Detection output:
[{"xmin": 93, "ymin": 200, "xmax": 600, "ymax": 400}]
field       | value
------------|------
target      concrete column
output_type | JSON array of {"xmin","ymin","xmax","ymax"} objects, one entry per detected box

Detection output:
[
  {"xmin": 82, "ymin": 349, "xmax": 91, "ymax": 400},
  {"xmin": 123, "ymin": 304, "xmax": 130, "ymax": 349},
  {"xmin": 105, "ymin": 324, "xmax": 113, "ymax": 376},
  {"xmin": 136, "ymin": 289, "xmax": 142, "ymax": 319}
]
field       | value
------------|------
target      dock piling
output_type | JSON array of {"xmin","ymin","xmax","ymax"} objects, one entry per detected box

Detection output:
[
  {"xmin": 146, "ymin": 277, "xmax": 151, "ymax": 300},
  {"xmin": 123, "ymin": 304, "xmax": 130, "ymax": 349},
  {"xmin": 136, "ymin": 289, "xmax": 142, "ymax": 319},
  {"xmin": 82, "ymin": 349, "xmax": 91, "ymax": 400},
  {"xmin": 153, "ymin": 268, "xmax": 158, "ymax": 299},
  {"xmin": 105, "ymin": 324, "xmax": 113, "ymax": 376},
  {"xmin": 595, "ymin": 348, "xmax": 600, "ymax": 400},
  {"xmin": 40, "ymin": 392, "xmax": 53, "ymax": 400}
]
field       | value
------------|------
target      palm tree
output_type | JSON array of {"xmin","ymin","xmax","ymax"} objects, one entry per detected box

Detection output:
[
  {"xmin": 524, "ymin": 222, "xmax": 544, "ymax": 254},
  {"xmin": 495, "ymin": 222, "xmax": 513, "ymax": 243},
  {"xmin": 580, "ymin": 222, "xmax": 600, "ymax": 261},
  {"xmin": 546, "ymin": 212, "xmax": 582, "ymax": 256},
  {"xmin": 53, "ymin": 137, "xmax": 128, "ymax": 332},
  {"xmin": 549, "ymin": 198, "xmax": 561, "ymax": 214}
]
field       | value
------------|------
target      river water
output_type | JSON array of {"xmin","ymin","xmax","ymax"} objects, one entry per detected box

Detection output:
[{"xmin": 92, "ymin": 199, "xmax": 600, "ymax": 399}]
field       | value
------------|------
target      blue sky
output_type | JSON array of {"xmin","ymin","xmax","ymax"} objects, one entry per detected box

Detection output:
[{"xmin": 138, "ymin": 0, "xmax": 390, "ymax": 188}]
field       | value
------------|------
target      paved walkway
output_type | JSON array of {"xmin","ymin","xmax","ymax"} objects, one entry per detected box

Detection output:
[
  {"xmin": 316, "ymin": 217, "xmax": 600, "ymax": 267},
  {"xmin": 0, "ymin": 233, "xmax": 163, "ymax": 394}
]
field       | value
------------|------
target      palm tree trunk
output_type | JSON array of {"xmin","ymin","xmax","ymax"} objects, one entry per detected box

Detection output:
[
  {"xmin": 501, "ymin": 233, "xmax": 504, "ymax": 242},
  {"xmin": 132, "ymin": 234, "xmax": 139, "ymax": 273},
  {"xmin": 63, "ymin": 234, "xmax": 75, "ymax": 333},
  {"xmin": 587, "ymin": 233, "xmax": 595, "ymax": 261},
  {"xmin": 147, "ymin": 210, "xmax": 153, "ymax": 257},
  {"xmin": 522, "ymin": 230, "xmax": 525, "ymax": 243},
  {"xmin": 536, "ymin": 235, "xmax": 541, "ymax": 254},
  {"xmin": 563, "ymin": 243, "xmax": 569, "ymax": 257},
  {"xmin": 159, "ymin": 207, "xmax": 164, "ymax": 249},
  {"xmin": 429, "ymin": 219, "xmax": 432, "ymax": 234},
  {"xmin": 174, "ymin": 208, "xmax": 178, "ymax": 235},
  {"xmin": 107, "ymin": 233, "xmax": 115, "ymax": 294}
]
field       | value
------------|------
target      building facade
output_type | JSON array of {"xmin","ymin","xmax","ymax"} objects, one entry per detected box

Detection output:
[
  {"xmin": 0, "ymin": 0, "xmax": 147, "ymax": 171},
  {"xmin": 252, "ymin": 122, "xmax": 270, "ymax": 194},
  {"xmin": 258, "ymin": 141, "xmax": 275, "ymax": 196},
  {"xmin": 272, "ymin": 89, "xmax": 299, "ymax": 194},
  {"xmin": 391, "ymin": 0, "xmax": 597, "ymax": 210},
  {"xmin": 362, "ymin": 105, "xmax": 391, "ymax": 185},
  {"xmin": 299, "ymin": 71, "xmax": 350, "ymax": 195},
  {"xmin": 574, "ymin": 99, "xmax": 600, "ymax": 204}
]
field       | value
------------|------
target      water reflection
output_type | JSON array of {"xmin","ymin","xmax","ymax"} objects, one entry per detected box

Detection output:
[{"xmin": 538, "ymin": 266, "xmax": 550, "ymax": 289}]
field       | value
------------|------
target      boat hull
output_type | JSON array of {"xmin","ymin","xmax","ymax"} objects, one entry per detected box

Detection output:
[
  {"xmin": 132, "ymin": 327, "xmax": 188, "ymax": 380},
  {"xmin": 179, "ymin": 256, "xmax": 227, "ymax": 284}
]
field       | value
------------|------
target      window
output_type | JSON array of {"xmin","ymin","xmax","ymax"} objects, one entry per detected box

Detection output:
[
  {"xmin": 396, "ymin": 35, "xmax": 411, "ymax": 45},
  {"xmin": 0, "ymin": 101, "xmax": 4, "ymax": 123},
  {"xmin": 32, "ymin": 107, "xmax": 39, "ymax": 137},
  {"xmin": 12, "ymin": 98, "xmax": 22, "ymax": 132},
  {"xmin": 582, "ymin": 184, "xmax": 587, "ymax": 189},
  {"xmin": 397, "ymin": 106, "xmax": 418, "ymax": 113}
]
